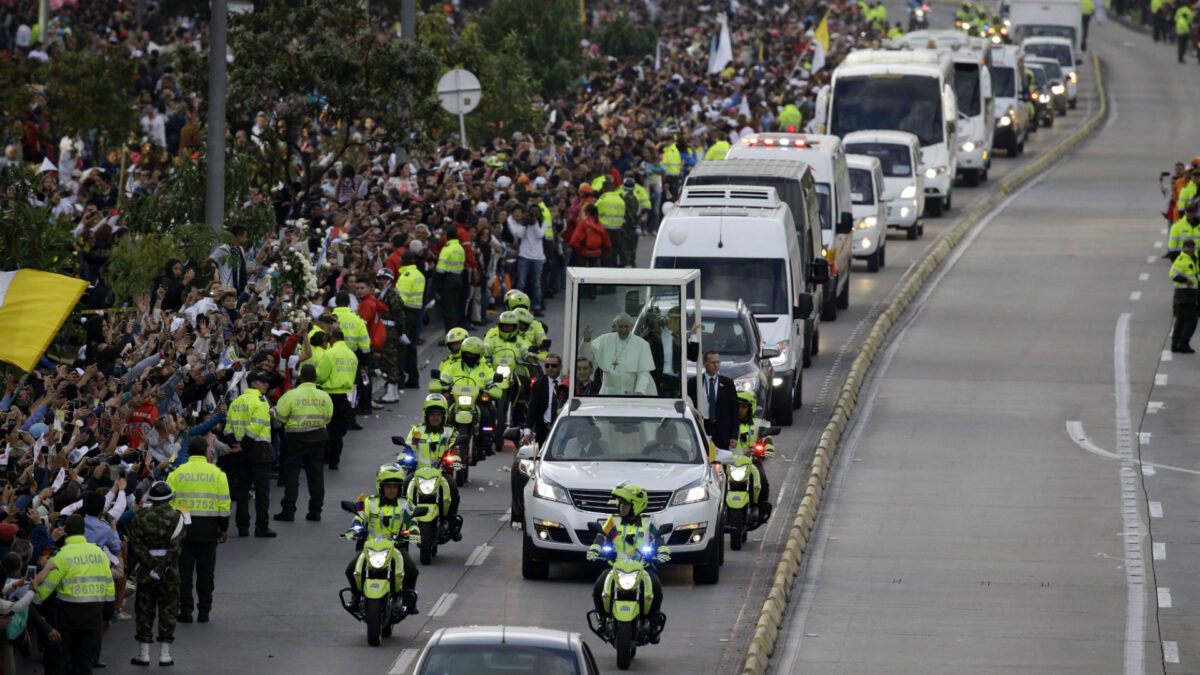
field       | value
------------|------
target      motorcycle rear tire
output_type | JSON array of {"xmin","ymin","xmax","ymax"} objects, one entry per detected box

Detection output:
[
  {"xmin": 365, "ymin": 597, "xmax": 383, "ymax": 646},
  {"xmin": 616, "ymin": 620, "xmax": 635, "ymax": 670},
  {"xmin": 728, "ymin": 508, "xmax": 745, "ymax": 551},
  {"xmin": 419, "ymin": 522, "xmax": 435, "ymax": 565}
]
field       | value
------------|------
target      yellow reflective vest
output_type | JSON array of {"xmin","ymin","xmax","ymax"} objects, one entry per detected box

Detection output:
[
  {"xmin": 317, "ymin": 340, "xmax": 358, "ymax": 394},
  {"xmin": 628, "ymin": 184, "xmax": 651, "ymax": 211},
  {"xmin": 596, "ymin": 191, "xmax": 626, "ymax": 230},
  {"xmin": 1171, "ymin": 251, "xmax": 1199, "ymax": 288},
  {"xmin": 705, "ymin": 141, "xmax": 731, "ymax": 160},
  {"xmin": 300, "ymin": 344, "xmax": 326, "ymax": 371},
  {"xmin": 168, "ymin": 456, "xmax": 233, "ymax": 520},
  {"xmin": 35, "ymin": 535, "xmax": 115, "ymax": 607},
  {"xmin": 662, "ymin": 144, "xmax": 682, "ymax": 176},
  {"xmin": 397, "ymin": 264, "xmax": 425, "ymax": 310},
  {"xmin": 333, "ymin": 306, "xmax": 369, "ymax": 354},
  {"xmin": 275, "ymin": 381, "xmax": 333, "ymax": 432},
  {"xmin": 1177, "ymin": 5, "xmax": 1193, "ymax": 34},
  {"xmin": 226, "ymin": 388, "xmax": 271, "ymax": 443},
  {"xmin": 436, "ymin": 239, "xmax": 465, "ymax": 274}
]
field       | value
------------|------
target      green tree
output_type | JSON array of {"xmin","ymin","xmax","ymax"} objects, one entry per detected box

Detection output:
[
  {"xmin": 481, "ymin": 0, "xmax": 584, "ymax": 94},
  {"xmin": 591, "ymin": 9, "xmax": 658, "ymax": 59},
  {"xmin": 102, "ymin": 224, "xmax": 218, "ymax": 304},
  {"xmin": 0, "ymin": 170, "xmax": 78, "ymax": 274},
  {"xmin": 226, "ymin": 0, "xmax": 442, "ymax": 188}
]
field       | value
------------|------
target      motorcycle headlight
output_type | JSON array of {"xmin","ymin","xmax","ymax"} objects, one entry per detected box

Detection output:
[
  {"xmin": 998, "ymin": 114, "xmax": 1012, "ymax": 127},
  {"xmin": 518, "ymin": 458, "xmax": 536, "ymax": 476},
  {"xmin": 367, "ymin": 550, "xmax": 389, "ymax": 569},
  {"xmin": 617, "ymin": 571, "xmax": 639, "ymax": 590},
  {"xmin": 1051, "ymin": 84, "xmax": 1065, "ymax": 95},
  {"xmin": 496, "ymin": 365, "xmax": 511, "ymax": 377},
  {"xmin": 856, "ymin": 216, "xmax": 877, "ymax": 230},
  {"xmin": 960, "ymin": 141, "xmax": 976, "ymax": 153},
  {"xmin": 418, "ymin": 477, "xmax": 438, "ymax": 495},
  {"xmin": 900, "ymin": 184, "xmax": 917, "ymax": 199},
  {"xmin": 729, "ymin": 465, "xmax": 748, "ymax": 482},
  {"xmin": 734, "ymin": 375, "xmax": 757, "ymax": 392},
  {"xmin": 671, "ymin": 479, "xmax": 709, "ymax": 506},
  {"xmin": 457, "ymin": 394, "xmax": 473, "ymax": 406},
  {"xmin": 991, "ymin": 34, "xmax": 1001, "ymax": 43},
  {"xmin": 915, "ymin": 9, "xmax": 924, "ymax": 16},
  {"xmin": 533, "ymin": 477, "xmax": 570, "ymax": 503}
]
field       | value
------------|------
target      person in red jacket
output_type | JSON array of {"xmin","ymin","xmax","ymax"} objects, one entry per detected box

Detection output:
[
  {"xmin": 356, "ymin": 278, "xmax": 390, "ymax": 412},
  {"xmin": 566, "ymin": 204, "xmax": 611, "ymax": 268},
  {"xmin": 126, "ymin": 394, "xmax": 161, "ymax": 450}
]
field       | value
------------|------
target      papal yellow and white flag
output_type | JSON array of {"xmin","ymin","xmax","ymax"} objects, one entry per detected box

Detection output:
[{"xmin": 0, "ymin": 270, "xmax": 87, "ymax": 371}]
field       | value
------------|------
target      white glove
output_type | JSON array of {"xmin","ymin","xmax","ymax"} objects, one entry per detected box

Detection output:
[
  {"xmin": 400, "ymin": 334, "xmax": 411, "ymax": 346},
  {"xmin": 655, "ymin": 552, "xmax": 670, "ymax": 564}
]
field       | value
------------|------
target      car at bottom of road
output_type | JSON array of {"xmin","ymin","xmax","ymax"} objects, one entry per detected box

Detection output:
[
  {"xmin": 412, "ymin": 625, "xmax": 601, "ymax": 674},
  {"xmin": 520, "ymin": 398, "xmax": 728, "ymax": 585}
]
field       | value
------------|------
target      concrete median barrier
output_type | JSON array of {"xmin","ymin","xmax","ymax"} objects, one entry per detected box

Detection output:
[{"xmin": 739, "ymin": 52, "xmax": 1109, "ymax": 675}]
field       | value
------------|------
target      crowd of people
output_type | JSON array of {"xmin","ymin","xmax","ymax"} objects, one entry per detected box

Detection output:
[{"xmin": 0, "ymin": 0, "xmax": 894, "ymax": 671}]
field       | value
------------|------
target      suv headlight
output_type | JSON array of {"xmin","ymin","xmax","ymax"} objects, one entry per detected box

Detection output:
[
  {"xmin": 533, "ymin": 476, "xmax": 570, "ymax": 503},
  {"xmin": 899, "ymin": 184, "xmax": 917, "ymax": 199},
  {"xmin": 671, "ymin": 479, "xmax": 709, "ymax": 506},
  {"xmin": 734, "ymin": 375, "xmax": 757, "ymax": 392},
  {"xmin": 856, "ymin": 216, "xmax": 877, "ymax": 230},
  {"xmin": 367, "ymin": 550, "xmax": 389, "ymax": 569},
  {"xmin": 960, "ymin": 141, "xmax": 977, "ymax": 153}
]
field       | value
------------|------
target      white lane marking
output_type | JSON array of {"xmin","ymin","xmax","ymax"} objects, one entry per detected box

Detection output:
[
  {"xmin": 1129, "ymin": 291, "xmax": 1142, "ymax": 301},
  {"xmin": 1141, "ymin": 464, "xmax": 1156, "ymax": 476},
  {"xmin": 388, "ymin": 648, "xmax": 417, "ymax": 675},
  {"xmin": 1153, "ymin": 543, "xmax": 1166, "ymax": 560},
  {"xmin": 1147, "ymin": 401, "xmax": 1164, "ymax": 414},
  {"xmin": 429, "ymin": 592, "xmax": 458, "ymax": 617},
  {"xmin": 465, "ymin": 544, "xmax": 492, "ymax": 566},
  {"xmin": 1156, "ymin": 373, "xmax": 1168, "ymax": 386},
  {"xmin": 1138, "ymin": 432, "xmax": 1151, "ymax": 445},
  {"xmin": 1163, "ymin": 641, "xmax": 1179, "ymax": 664},
  {"xmin": 1139, "ymin": 273, "xmax": 1150, "ymax": 281},
  {"xmin": 1154, "ymin": 241, "xmax": 1164, "ymax": 249},
  {"xmin": 1068, "ymin": 423, "xmax": 1200, "ymax": 476},
  {"xmin": 1148, "ymin": 256, "xmax": 1158, "ymax": 264},
  {"xmin": 498, "ymin": 507, "xmax": 511, "ymax": 522},
  {"xmin": 1149, "ymin": 501, "xmax": 1163, "ymax": 518},
  {"xmin": 1114, "ymin": 313, "xmax": 1147, "ymax": 675},
  {"xmin": 1158, "ymin": 587, "xmax": 1172, "ymax": 609},
  {"xmin": 1162, "ymin": 350, "xmax": 1174, "ymax": 362}
]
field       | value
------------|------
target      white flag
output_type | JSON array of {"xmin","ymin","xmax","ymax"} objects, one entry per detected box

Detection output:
[
  {"xmin": 811, "ymin": 39, "xmax": 826, "ymax": 74},
  {"xmin": 708, "ymin": 15, "xmax": 734, "ymax": 75},
  {"xmin": 654, "ymin": 40, "xmax": 662, "ymax": 72}
]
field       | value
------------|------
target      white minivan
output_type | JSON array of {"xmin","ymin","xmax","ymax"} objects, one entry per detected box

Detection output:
[
  {"xmin": 726, "ymin": 133, "xmax": 854, "ymax": 322},
  {"xmin": 842, "ymin": 130, "xmax": 926, "ymax": 240},
  {"xmin": 846, "ymin": 154, "xmax": 888, "ymax": 273},
  {"xmin": 653, "ymin": 185, "xmax": 815, "ymax": 425}
]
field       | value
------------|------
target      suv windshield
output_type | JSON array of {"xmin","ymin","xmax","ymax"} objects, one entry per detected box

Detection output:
[
  {"xmin": 849, "ymin": 168, "xmax": 874, "ymax": 204},
  {"xmin": 543, "ymin": 416, "xmax": 702, "ymax": 464},
  {"xmin": 993, "ymin": 66, "xmax": 1016, "ymax": 97},
  {"xmin": 845, "ymin": 143, "xmax": 913, "ymax": 177}
]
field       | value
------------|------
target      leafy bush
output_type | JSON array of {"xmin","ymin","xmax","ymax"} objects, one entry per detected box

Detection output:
[{"xmin": 592, "ymin": 10, "xmax": 657, "ymax": 59}]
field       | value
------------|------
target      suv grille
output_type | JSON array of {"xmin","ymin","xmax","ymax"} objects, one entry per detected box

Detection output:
[{"xmin": 569, "ymin": 489, "xmax": 673, "ymax": 514}]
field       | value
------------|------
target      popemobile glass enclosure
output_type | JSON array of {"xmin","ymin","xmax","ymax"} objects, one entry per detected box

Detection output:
[{"xmin": 564, "ymin": 268, "xmax": 712, "ymax": 416}]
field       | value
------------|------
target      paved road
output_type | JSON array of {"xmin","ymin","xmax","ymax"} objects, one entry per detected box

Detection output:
[
  {"xmin": 773, "ymin": 17, "xmax": 1195, "ymax": 675},
  {"xmin": 100, "ymin": 22, "xmax": 1098, "ymax": 675}
]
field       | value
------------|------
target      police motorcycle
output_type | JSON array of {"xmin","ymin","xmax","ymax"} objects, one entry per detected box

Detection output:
[
  {"xmin": 430, "ymin": 339, "xmax": 504, "ymax": 467},
  {"xmin": 404, "ymin": 455, "xmax": 465, "ymax": 564},
  {"xmin": 724, "ymin": 392, "xmax": 781, "ymax": 551},
  {"xmin": 585, "ymin": 519, "xmax": 674, "ymax": 671},
  {"xmin": 486, "ymin": 316, "xmax": 549, "ymax": 454},
  {"xmin": 337, "ymin": 469, "xmax": 424, "ymax": 646},
  {"xmin": 907, "ymin": 0, "xmax": 930, "ymax": 30}
]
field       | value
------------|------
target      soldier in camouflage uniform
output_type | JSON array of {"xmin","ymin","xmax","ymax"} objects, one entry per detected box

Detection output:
[
  {"xmin": 374, "ymin": 267, "xmax": 407, "ymax": 403},
  {"xmin": 129, "ymin": 481, "xmax": 187, "ymax": 667},
  {"xmin": 620, "ymin": 177, "xmax": 642, "ymax": 268}
]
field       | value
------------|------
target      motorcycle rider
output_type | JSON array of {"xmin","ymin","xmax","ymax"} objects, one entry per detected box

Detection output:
[
  {"xmin": 344, "ymin": 465, "xmax": 421, "ymax": 614},
  {"xmin": 439, "ymin": 327, "xmax": 470, "ymax": 373},
  {"xmin": 735, "ymin": 391, "xmax": 776, "ymax": 525},
  {"xmin": 512, "ymin": 308, "xmax": 548, "ymax": 361},
  {"xmin": 404, "ymin": 394, "xmax": 463, "ymax": 540},
  {"xmin": 587, "ymin": 482, "xmax": 670, "ymax": 642},
  {"xmin": 504, "ymin": 290, "xmax": 548, "ymax": 347}
]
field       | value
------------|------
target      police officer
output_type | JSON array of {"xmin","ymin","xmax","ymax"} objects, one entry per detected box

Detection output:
[
  {"xmin": 34, "ymin": 514, "xmax": 115, "ymax": 675},
  {"xmin": 317, "ymin": 328, "xmax": 358, "ymax": 471},
  {"xmin": 620, "ymin": 177, "xmax": 641, "ymax": 268},
  {"xmin": 168, "ymin": 437, "xmax": 231, "ymax": 624},
  {"xmin": 128, "ymin": 482, "xmax": 186, "ymax": 667},
  {"xmin": 396, "ymin": 250, "xmax": 426, "ymax": 388},
  {"xmin": 661, "ymin": 139, "xmax": 683, "ymax": 200},
  {"xmin": 404, "ymin": 395, "xmax": 463, "ymax": 540},
  {"xmin": 436, "ymin": 228, "xmax": 466, "ymax": 335},
  {"xmin": 274, "ymin": 364, "xmax": 334, "ymax": 522},
  {"xmin": 586, "ymin": 483, "xmax": 670, "ymax": 640},
  {"xmin": 596, "ymin": 179, "xmax": 626, "ymax": 267},
  {"xmin": 344, "ymin": 466, "xmax": 421, "ymax": 614},
  {"xmin": 374, "ymin": 267, "xmax": 407, "ymax": 404},
  {"xmin": 1167, "ymin": 202, "xmax": 1200, "ymax": 260},
  {"xmin": 1177, "ymin": 1, "xmax": 1194, "ymax": 63},
  {"xmin": 224, "ymin": 371, "xmax": 276, "ymax": 538},
  {"xmin": 1171, "ymin": 239, "xmax": 1200, "ymax": 353},
  {"xmin": 734, "ymin": 391, "xmax": 776, "ymax": 525}
]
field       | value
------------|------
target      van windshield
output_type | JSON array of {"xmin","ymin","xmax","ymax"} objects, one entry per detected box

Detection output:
[
  {"xmin": 849, "ymin": 169, "xmax": 874, "ymax": 204},
  {"xmin": 993, "ymin": 66, "xmax": 1016, "ymax": 97},
  {"xmin": 1031, "ymin": 59, "xmax": 1063, "ymax": 80},
  {"xmin": 845, "ymin": 143, "xmax": 913, "ymax": 177},
  {"xmin": 953, "ymin": 63, "xmax": 982, "ymax": 117},
  {"xmin": 831, "ymin": 74, "xmax": 944, "ymax": 146},
  {"xmin": 653, "ymin": 256, "xmax": 789, "ymax": 315}
]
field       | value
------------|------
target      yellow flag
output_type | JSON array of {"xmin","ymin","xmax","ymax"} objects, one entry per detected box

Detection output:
[
  {"xmin": 814, "ymin": 10, "xmax": 831, "ymax": 52},
  {"xmin": 580, "ymin": 0, "xmax": 586, "ymax": 23},
  {"xmin": 0, "ymin": 270, "xmax": 86, "ymax": 372}
]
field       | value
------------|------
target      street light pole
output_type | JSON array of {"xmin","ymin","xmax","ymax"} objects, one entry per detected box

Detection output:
[
  {"xmin": 402, "ymin": 0, "xmax": 415, "ymax": 40},
  {"xmin": 38, "ymin": 0, "xmax": 48, "ymax": 46},
  {"xmin": 205, "ymin": 0, "xmax": 228, "ymax": 232}
]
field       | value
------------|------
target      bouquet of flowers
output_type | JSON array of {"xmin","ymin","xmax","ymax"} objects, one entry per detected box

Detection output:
[{"xmin": 266, "ymin": 245, "xmax": 319, "ymax": 300}]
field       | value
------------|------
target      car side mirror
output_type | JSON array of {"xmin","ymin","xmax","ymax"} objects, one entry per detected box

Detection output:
[
  {"xmin": 809, "ymin": 259, "xmax": 830, "ymax": 284},
  {"xmin": 837, "ymin": 211, "xmax": 853, "ymax": 234},
  {"xmin": 793, "ymin": 292, "xmax": 814, "ymax": 320},
  {"xmin": 714, "ymin": 448, "xmax": 735, "ymax": 465},
  {"xmin": 340, "ymin": 500, "xmax": 357, "ymax": 514},
  {"xmin": 760, "ymin": 347, "xmax": 781, "ymax": 360},
  {"xmin": 880, "ymin": 191, "xmax": 895, "ymax": 202},
  {"xmin": 516, "ymin": 443, "xmax": 537, "ymax": 459},
  {"xmin": 390, "ymin": 435, "xmax": 408, "ymax": 446}
]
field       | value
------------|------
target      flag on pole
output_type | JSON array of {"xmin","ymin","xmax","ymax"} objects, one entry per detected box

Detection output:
[
  {"xmin": 0, "ymin": 270, "xmax": 86, "ymax": 372},
  {"xmin": 579, "ymin": 0, "xmax": 586, "ymax": 23},
  {"xmin": 708, "ymin": 14, "xmax": 734, "ymax": 75},
  {"xmin": 814, "ymin": 10, "xmax": 831, "ymax": 53},
  {"xmin": 811, "ymin": 39, "xmax": 827, "ymax": 74}
]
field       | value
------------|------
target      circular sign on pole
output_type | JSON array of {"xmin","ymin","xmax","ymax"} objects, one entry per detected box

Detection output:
[{"xmin": 437, "ymin": 69, "xmax": 482, "ymax": 116}]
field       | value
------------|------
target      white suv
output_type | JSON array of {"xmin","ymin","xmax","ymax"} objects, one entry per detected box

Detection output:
[{"xmin": 519, "ymin": 398, "xmax": 727, "ymax": 585}]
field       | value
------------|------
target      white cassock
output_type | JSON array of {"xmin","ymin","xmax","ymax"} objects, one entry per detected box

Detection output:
[{"xmin": 579, "ymin": 333, "xmax": 658, "ymax": 396}]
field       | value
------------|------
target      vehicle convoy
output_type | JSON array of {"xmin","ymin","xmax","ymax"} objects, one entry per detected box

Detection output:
[
  {"xmin": 683, "ymin": 159, "xmax": 828, "ymax": 370},
  {"xmin": 989, "ymin": 44, "xmax": 1032, "ymax": 157},
  {"xmin": 653, "ymin": 186, "xmax": 816, "ymax": 425},
  {"xmin": 1020, "ymin": 36, "xmax": 1079, "ymax": 108},
  {"xmin": 1025, "ymin": 55, "xmax": 1068, "ymax": 114},
  {"xmin": 725, "ymin": 133, "xmax": 854, "ymax": 323},
  {"xmin": 815, "ymin": 49, "xmax": 959, "ymax": 217},
  {"xmin": 842, "ymin": 130, "xmax": 926, "ymax": 238},
  {"xmin": 846, "ymin": 153, "xmax": 889, "ymax": 272},
  {"xmin": 894, "ymin": 31, "xmax": 995, "ymax": 187},
  {"xmin": 1007, "ymin": 0, "xmax": 1082, "ymax": 52},
  {"xmin": 520, "ymin": 269, "xmax": 732, "ymax": 585}
]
